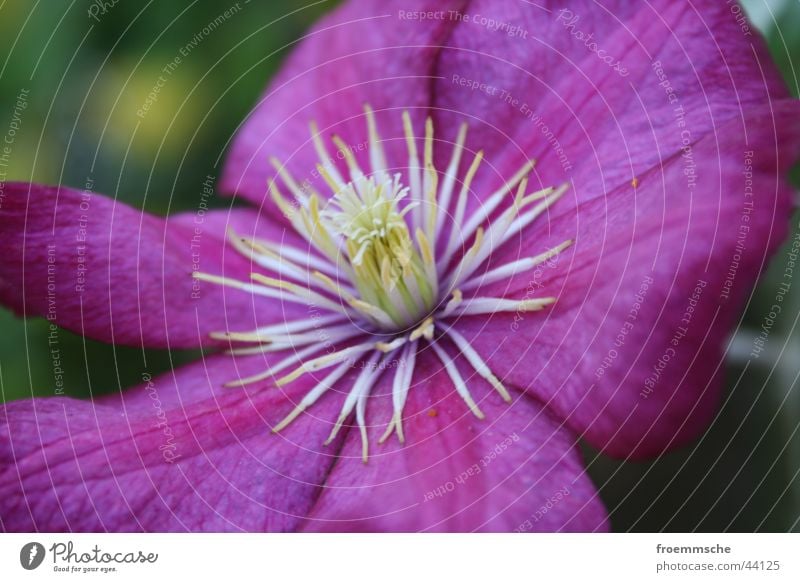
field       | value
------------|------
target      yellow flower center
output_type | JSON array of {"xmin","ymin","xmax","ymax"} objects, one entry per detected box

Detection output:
[{"xmin": 322, "ymin": 173, "xmax": 436, "ymax": 330}]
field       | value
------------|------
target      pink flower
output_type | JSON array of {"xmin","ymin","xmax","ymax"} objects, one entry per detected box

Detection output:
[{"xmin": 1, "ymin": 0, "xmax": 799, "ymax": 532}]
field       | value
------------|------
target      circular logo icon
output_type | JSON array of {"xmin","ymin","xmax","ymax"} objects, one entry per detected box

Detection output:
[{"xmin": 19, "ymin": 542, "xmax": 46, "ymax": 570}]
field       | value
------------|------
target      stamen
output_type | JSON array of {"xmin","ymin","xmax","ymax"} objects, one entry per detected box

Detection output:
[
  {"xmin": 203, "ymin": 108, "xmax": 568, "ymax": 460},
  {"xmin": 303, "ymin": 194, "xmax": 345, "ymax": 255},
  {"xmin": 503, "ymin": 183, "xmax": 570, "ymax": 244},
  {"xmin": 460, "ymin": 239, "xmax": 574, "ymax": 291},
  {"xmin": 348, "ymin": 298, "xmax": 400, "ymax": 329},
  {"xmin": 192, "ymin": 272, "xmax": 286, "ymax": 301},
  {"xmin": 272, "ymin": 361, "xmax": 352, "ymax": 433},
  {"xmin": 379, "ymin": 342, "xmax": 417, "ymax": 444},
  {"xmin": 250, "ymin": 273, "xmax": 353, "ymax": 317},
  {"xmin": 450, "ymin": 296, "xmax": 557, "ymax": 317},
  {"xmin": 449, "ymin": 227, "xmax": 485, "ymax": 287},
  {"xmin": 402, "ymin": 111, "xmax": 423, "ymax": 230},
  {"xmin": 331, "ymin": 134, "xmax": 366, "ymax": 185},
  {"xmin": 441, "ymin": 289, "xmax": 463, "ymax": 318},
  {"xmin": 310, "ymin": 120, "xmax": 346, "ymax": 187},
  {"xmin": 316, "ymin": 162, "xmax": 347, "ymax": 196},
  {"xmin": 228, "ymin": 230, "xmax": 354, "ymax": 296},
  {"xmin": 276, "ymin": 339, "xmax": 383, "ymax": 386},
  {"xmin": 236, "ymin": 313, "xmax": 346, "ymax": 337},
  {"xmin": 269, "ymin": 180, "xmax": 305, "ymax": 225},
  {"xmin": 376, "ymin": 336, "xmax": 407, "ymax": 353},
  {"xmin": 364, "ymin": 104, "xmax": 388, "ymax": 179},
  {"xmin": 422, "ymin": 117, "xmax": 439, "ymax": 241},
  {"xmin": 448, "ymin": 181, "xmax": 558, "ymax": 289},
  {"xmin": 375, "ymin": 316, "xmax": 432, "ymax": 352},
  {"xmin": 435, "ymin": 122, "xmax": 468, "ymax": 238},
  {"xmin": 409, "ymin": 316, "xmax": 435, "ymax": 341},
  {"xmin": 442, "ymin": 149, "xmax": 484, "ymax": 267},
  {"xmin": 431, "ymin": 342, "xmax": 485, "ymax": 419},
  {"xmin": 248, "ymin": 234, "xmax": 341, "ymax": 279},
  {"xmin": 460, "ymin": 157, "xmax": 537, "ymax": 243},
  {"xmin": 323, "ymin": 352, "xmax": 384, "ymax": 452},
  {"xmin": 444, "ymin": 327, "xmax": 511, "ymax": 402},
  {"xmin": 224, "ymin": 343, "xmax": 326, "ymax": 387},
  {"xmin": 270, "ymin": 157, "xmax": 314, "ymax": 206},
  {"xmin": 214, "ymin": 323, "xmax": 360, "ymax": 347}
]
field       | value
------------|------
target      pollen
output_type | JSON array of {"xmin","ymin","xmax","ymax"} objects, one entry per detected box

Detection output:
[
  {"xmin": 321, "ymin": 172, "xmax": 436, "ymax": 329},
  {"xmin": 195, "ymin": 105, "xmax": 572, "ymax": 461}
]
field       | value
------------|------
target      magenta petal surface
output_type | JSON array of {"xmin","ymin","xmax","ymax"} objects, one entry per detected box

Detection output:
[
  {"xmin": 222, "ymin": 0, "xmax": 791, "ymax": 211},
  {"xmin": 220, "ymin": 0, "xmax": 466, "ymax": 213},
  {"xmin": 430, "ymin": 0, "xmax": 790, "ymax": 198},
  {"xmin": 0, "ymin": 354, "xmax": 353, "ymax": 532},
  {"xmin": 3, "ymin": 0, "xmax": 799, "ymax": 533},
  {"xmin": 457, "ymin": 106, "xmax": 800, "ymax": 458},
  {"xmin": 0, "ymin": 183, "xmax": 308, "ymax": 349},
  {"xmin": 301, "ymin": 351, "xmax": 608, "ymax": 532}
]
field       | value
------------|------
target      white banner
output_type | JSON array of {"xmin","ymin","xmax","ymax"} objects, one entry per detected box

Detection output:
[{"xmin": 1, "ymin": 533, "xmax": 797, "ymax": 581}]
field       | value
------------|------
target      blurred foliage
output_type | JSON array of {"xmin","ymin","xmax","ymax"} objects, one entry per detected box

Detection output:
[
  {"xmin": 0, "ymin": 0, "xmax": 336, "ymax": 403},
  {"xmin": 0, "ymin": 0, "xmax": 798, "ymax": 531}
]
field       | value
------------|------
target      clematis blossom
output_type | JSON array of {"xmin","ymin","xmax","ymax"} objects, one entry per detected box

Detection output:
[{"xmin": 1, "ymin": 0, "xmax": 799, "ymax": 532}]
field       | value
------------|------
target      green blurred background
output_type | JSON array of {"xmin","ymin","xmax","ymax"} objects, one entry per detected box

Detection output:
[{"xmin": 0, "ymin": 0, "xmax": 798, "ymax": 532}]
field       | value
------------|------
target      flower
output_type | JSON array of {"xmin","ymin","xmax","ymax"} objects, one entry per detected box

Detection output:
[
  {"xmin": 1, "ymin": 0, "xmax": 799, "ymax": 532},
  {"xmin": 199, "ymin": 107, "xmax": 574, "ymax": 462}
]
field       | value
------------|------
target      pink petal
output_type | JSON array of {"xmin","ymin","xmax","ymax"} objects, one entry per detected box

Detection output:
[
  {"xmin": 456, "ymin": 106, "xmax": 800, "ymax": 459},
  {"xmin": 301, "ymin": 350, "xmax": 608, "ymax": 532},
  {"xmin": 0, "ymin": 183, "xmax": 308, "ymax": 349},
  {"xmin": 431, "ymin": 0, "xmax": 791, "ymax": 200},
  {"xmin": 222, "ymin": 0, "xmax": 790, "ymax": 217},
  {"xmin": 220, "ymin": 0, "xmax": 465, "ymax": 213},
  {"xmin": 0, "ymin": 354, "xmax": 356, "ymax": 531}
]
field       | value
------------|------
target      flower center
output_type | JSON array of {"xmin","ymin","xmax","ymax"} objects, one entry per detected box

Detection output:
[
  {"xmin": 195, "ymin": 106, "xmax": 572, "ymax": 462},
  {"xmin": 321, "ymin": 173, "xmax": 436, "ymax": 331}
]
